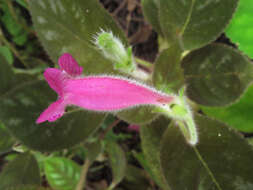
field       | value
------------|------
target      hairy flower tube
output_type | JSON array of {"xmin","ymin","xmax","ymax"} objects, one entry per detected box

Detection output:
[{"xmin": 36, "ymin": 53, "xmax": 174, "ymax": 124}]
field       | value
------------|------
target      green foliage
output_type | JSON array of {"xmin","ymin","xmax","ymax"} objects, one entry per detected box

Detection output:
[
  {"xmin": 29, "ymin": 0, "xmax": 127, "ymax": 74},
  {"xmin": 123, "ymin": 165, "xmax": 150, "ymax": 190},
  {"xmin": 160, "ymin": 114, "xmax": 253, "ymax": 190},
  {"xmin": 44, "ymin": 157, "xmax": 81, "ymax": 190},
  {"xmin": 117, "ymin": 106, "xmax": 158, "ymax": 125},
  {"xmin": 0, "ymin": 1, "xmax": 28, "ymax": 46},
  {"xmin": 15, "ymin": 0, "xmax": 28, "ymax": 9},
  {"xmin": 85, "ymin": 141, "xmax": 102, "ymax": 163},
  {"xmin": 226, "ymin": 0, "xmax": 253, "ymax": 58},
  {"xmin": 202, "ymin": 86, "xmax": 253, "ymax": 132},
  {"xmin": 0, "ymin": 153, "xmax": 41, "ymax": 190},
  {"xmin": 106, "ymin": 141, "xmax": 127, "ymax": 189},
  {"xmin": 0, "ymin": 46, "xmax": 13, "ymax": 65},
  {"xmin": 153, "ymin": 45, "xmax": 184, "ymax": 93},
  {"xmin": 141, "ymin": 0, "xmax": 163, "ymax": 36},
  {"xmin": 142, "ymin": 0, "xmax": 238, "ymax": 50},
  {"xmin": 160, "ymin": 0, "xmax": 238, "ymax": 50},
  {"xmin": 0, "ymin": 123, "xmax": 15, "ymax": 155},
  {"xmin": 182, "ymin": 44, "xmax": 253, "ymax": 106},
  {"xmin": 140, "ymin": 117, "xmax": 171, "ymax": 190}
]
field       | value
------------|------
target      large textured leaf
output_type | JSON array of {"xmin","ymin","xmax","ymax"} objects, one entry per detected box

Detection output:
[
  {"xmin": 160, "ymin": 114, "xmax": 253, "ymax": 190},
  {"xmin": 141, "ymin": 0, "xmax": 163, "ymax": 35},
  {"xmin": 117, "ymin": 106, "xmax": 158, "ymax": 125},
  {"xmin": 159, "ymin": 0, "xmax": 238, "ymax": 50},
  {"xmin": 182, "ymin": 44, "xmax": 253, "ymax": 106},
  {"xmin": 140, "ymin": 117, "xmax": 171, "ymax": 190},
  {"xmin": 226, "ymin": 0, "xmax": 253, "ymax": 59},
  {"xmin": 106, "ymin": 141, "xmax": 127, "ymax": 189},
  {"xmin": 202, "ymin": 86, "xmax": 253, "ymax": 133},
  {"xmin": 44, "ymin": 157, "xmax": 81, "ymax": 190},
  {"xmin": 0, "ymin": 123, "xmax": 15, "ymax": 155},
  {"xmin": 153, "ymin": 46, "xmax": 184, "ymax": 93},
  {"xmin": 29, "ymin": 0, "xmax": 127, "ymax": 74},
  {"xmin": 0, "ymin": 57, "xmax": 105, "ymax": 151},
  {"xmin": 0, "ymin": 153, "xmax": 41, "ymax": 190}
]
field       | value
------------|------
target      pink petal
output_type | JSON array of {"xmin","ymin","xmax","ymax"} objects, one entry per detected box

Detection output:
[
  {"xmin": 44, "ymin": 68, "xmax": 66, "ymax": 96},
  {"xmin": 65, "ymin": 76, "xmax": 174, "ymax": 111},
  {"xmin": 128, "ymin": 125, "xmax": 140, "ymax": 132},
  {"xmin": 36, "ymin": 98, "xmax": 66, "ymax": 124},
  {"xmin": 58, "ymin": 53, "xmax": 83, "ymax": 77}
]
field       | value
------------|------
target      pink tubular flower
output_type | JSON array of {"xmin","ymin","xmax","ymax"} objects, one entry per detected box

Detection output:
[{"xmin": 36, "ymin": 53, "xmax": 174, "ymax": 124}]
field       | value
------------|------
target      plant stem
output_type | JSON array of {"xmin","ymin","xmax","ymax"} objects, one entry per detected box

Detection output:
[
  {"xmin": 99, "ymin": 119, "xmax": 121, "ymax": 140},
  {"xmin": 134, "ymin": 57, "xmax": 153, "ymax": 70},
  {"xmin": 0, "ymin": 28, "xmax": 29, "ymax": 68},
  {"xmin": 76, "ymin": 159, "xmax": 91, "ymax": 190}
]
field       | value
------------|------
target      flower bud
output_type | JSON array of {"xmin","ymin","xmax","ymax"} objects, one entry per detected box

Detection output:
[{"xmin": 94, "ymin": 30, "xmax": 135, "ymax": 73}]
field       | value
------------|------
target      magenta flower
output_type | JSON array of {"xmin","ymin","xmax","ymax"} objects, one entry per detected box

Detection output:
[
  {"xmin": 36, "ymin": 53, "xmax": 174, "ymax": 124},
  {"xmin": 128, "ymin": 125, "xmax": 140, "ymax": 132}
]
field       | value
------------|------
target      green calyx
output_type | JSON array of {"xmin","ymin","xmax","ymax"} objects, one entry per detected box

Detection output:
[
  {"xmin": 153, "ymin": 89, "xmax": 198, "ymax": 145},
  {"xmin": 95, "ymin": 30, "xmax": 136, "ymax": 73}
]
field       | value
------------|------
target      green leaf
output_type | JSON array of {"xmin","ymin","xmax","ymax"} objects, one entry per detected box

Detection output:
[
  {"xmin": 202, "ymin": 85, "xmax": 253, "ymax": 133},
  {"xmin": 123, "ymin": 165, "xmax": 150, "ymax": 190},
  {"xmin": 0, "ymin": 54, "xmax": 16, "ymax": 94},
  {"xmin": 182, "ymin": 44, "xmax": 253, "ymax": 106},
  {"xmin": 159, "ymin": 0, "xmax": 238, "ymax": 50},
  {"xmin": 140, "ymin": 117, "xmax": 171, "ymax": 190},
  {"xmin": 153, "ymin": 46, "xmax": 184, "ymax": 93},
  {"xmin": 29, "ymin": 0, "xmax": 127, "ymax": 74},
  {"xmin": 0, "ymin": 46, "xmax": 13, "ymax": 65},
  {"xmin": 13, "ymin": 32, "xmax": 28, "ymax": 46},
  {"xmin": 106, "ymin": 141, "xmax": 127, "ymax": 189},
  {"xmin": 141, "ymin": 0, "xmax": 163, "ymax": 35},
  {"xmin": 160, "ymin": 114, "xmax": 253, "ymax": 190},
  {"xmin": 133, "ymin": 152, "xmax": 158, "ymax": 184},
  {"xmin": 0, "ymin": 1, "xmax": 28, "ymax": 46},
  {"xmin": 0, "ymin": 56, "xmax": 105, "ymax": 152},
  {"xmin": 0, "ymin": 122, "xmax": 15, "ymax": 155},
  {"xmin": 117, "ymin": 106, "xmax": 158, "ymax": 125},
  {"xmin": 85, "ymin": 141, "xmax": 102, "ymax": 163},
  {"xmin": 4, "ymin": 153, "xmax": 18, "ymax": 162},
  {"xmin": 44, "ymin": 157, "xmax": 81, "ymax": 190},
  {"xmin": 0, "ymin": 153, "xmax": 41, "ymax": 190},
  {"xmin": 15, "ymin": 0, "xmax": 28, "ymax": 9},
  {"xmin": 226, "ymin": 0, "xmax": 253, "ymax": 59}
]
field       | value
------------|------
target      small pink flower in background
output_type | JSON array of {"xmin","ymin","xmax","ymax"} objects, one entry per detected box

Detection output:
[
  {"xmin": 128, "ymin": 125, "xmax": 140, "ymax": 132},
  {"xmin": 36, "ymin": 53, "xmax": 174, "ymax": 124}
]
